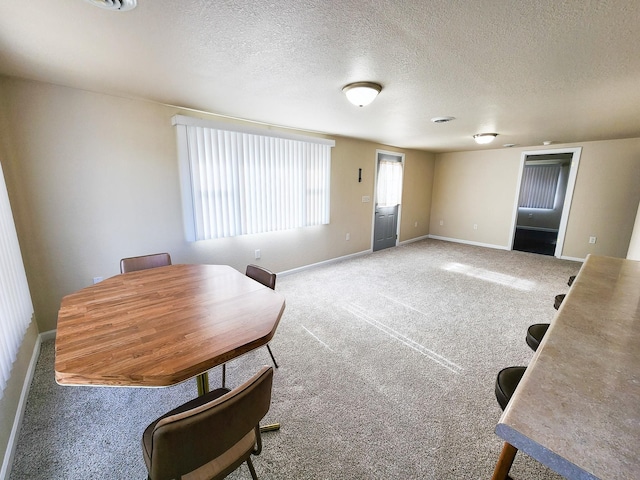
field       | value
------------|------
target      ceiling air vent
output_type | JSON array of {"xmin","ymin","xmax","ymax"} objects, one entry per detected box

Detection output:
[
  {"xmin": 84, "ymin": 0, "xmax": 137, "ymax": 11},
  {"xmin": 431, "ymin": 116, "xmax": 456, "ymax": 124}
]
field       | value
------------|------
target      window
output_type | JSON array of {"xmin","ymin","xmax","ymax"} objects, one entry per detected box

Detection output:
[
  {"xmin": 376, "ymin": 157, "xmax": 403, "ymax": 207},
  {"xmin": 0, "ymin": 161, "xmax": 33, "ymax": 399},
  {"xmin": 173, "ymin": 115, "xmax": 335, "ymax": 241},
  {"xmin": 518, "ymin": 163, "xmax": 562, "ymax": 209}
]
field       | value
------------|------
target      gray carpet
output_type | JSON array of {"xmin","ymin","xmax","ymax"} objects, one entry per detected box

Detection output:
[{"xmin": 10, "ymin": 239, "xmax": 579, "ymax": 479}]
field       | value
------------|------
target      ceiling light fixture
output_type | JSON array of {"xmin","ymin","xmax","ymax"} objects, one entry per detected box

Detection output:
[
  {"xmin": 473, "ymin": 133, "xmax": 498, "ymax": 145},
  {"xmin": 342, "ymin": 82, "xmax": 382, "ymax": 107},
  {"xmin": 84, "ymin": 0, "xmax": 137, "ymax": 11}
]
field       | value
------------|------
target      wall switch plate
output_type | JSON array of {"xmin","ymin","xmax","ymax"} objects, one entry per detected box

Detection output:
[
  {"xmin": 439, "ymin": 220, "xmax": 444, "ymax": 226},
  {"xmin": 346, "ymin": 233, "xmax": 350, "ymax": 241},
  {"xmin": 589, "ymin": 236, "xmax": 597, "ymax": 244},
  {"xmin": 414, "ymin": 221, "xmax": 418, "ymax": 227},
  {"xmin": 362, "ymin": 196, "xmax": 370, "ymax": 203},
  {"xmin": 255, "ymin": 249, "xmax": 261, "ymax": 259}
]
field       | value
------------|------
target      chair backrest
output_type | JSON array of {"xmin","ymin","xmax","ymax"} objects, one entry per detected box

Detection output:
[
  {"xmin": 120, "ymin": 253, "xmax": 171, "ymax": 273},
  {"xmin": 246, "ymin": 264, "xmax": 276, "ymax": 290},
  {"xmin": 148, "ymin": 366, "xmax": 273, "ymax": 480}
]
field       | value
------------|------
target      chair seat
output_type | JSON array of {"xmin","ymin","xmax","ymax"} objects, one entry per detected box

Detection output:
[
  {"xmin": 526, "ymin": 323, "xmax": 549, "ymax": 351},
  {"xmin": 495, "ymin": 366, "xmax": 526, "ymax": 411},
  {"xmin": 554, "ymin": 293, "xmax": 565, "ymax": 310}
]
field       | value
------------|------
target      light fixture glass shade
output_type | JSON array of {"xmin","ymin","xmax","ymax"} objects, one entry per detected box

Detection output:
[
  {"xmin": 343, "ymin": 82, "xmax": 382, "ymax": 107},
  {"xmin": 473, "ymin": 133, "xmax": 498, "ymax": 144}
]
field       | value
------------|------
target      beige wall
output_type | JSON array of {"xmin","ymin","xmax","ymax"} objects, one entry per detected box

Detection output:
[
  {"xmin": 0, "ymin": 76, "xmax": 434, "ymax": 334},
  {"xmin": 627, "ymin": 200, "xmax": 640, "ymax": 260},
  {"xmin": 400, "ymin": 150, "xmax": 434, "ymax": 240},
  {"xmin": 429, "ymin": 148, "xmax": 522, "ymax": 247},
  {"xmin": 430, "ymin": 139, "xmax": 640, "ymax": 258}
]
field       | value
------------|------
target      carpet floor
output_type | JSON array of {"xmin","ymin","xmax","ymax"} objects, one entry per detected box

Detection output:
[{"xmin": 9, "ymin": 239, "xmax": 580, "ymax": 479}]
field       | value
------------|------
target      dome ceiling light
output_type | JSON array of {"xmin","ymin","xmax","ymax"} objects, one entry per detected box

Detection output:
[
  {"xmin": 342, "ymin": 82, "xmax": 382, "ymax": 107},
  {"xmin": 473, "ymin": 133, "xmax": 498, "ymax": 145}
]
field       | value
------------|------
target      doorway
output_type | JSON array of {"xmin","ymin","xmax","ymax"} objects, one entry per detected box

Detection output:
[
  {"xmin": 510, "ymin": 148, "xmax": 581, "ymax": 257},
  {"xmin": 373, "ymin": 151, "xmax": 404, "ymax": 252}
]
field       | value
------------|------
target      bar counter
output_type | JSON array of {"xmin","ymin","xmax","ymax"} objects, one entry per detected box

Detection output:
[{"xmin": 494, "ymin": 254, "xmax": 640, "ymax": 479}]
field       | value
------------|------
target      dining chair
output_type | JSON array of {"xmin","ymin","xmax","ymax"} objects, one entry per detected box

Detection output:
[
  {"xmin": 142, "ymin": 366, "xmax": 274, "ymax": 480},
  {"xmin": 246, "ymin": 264, "xmax": 279, "ymax": 369},
  {"xmin": 120, "ymin": 252, "xmax": 172, "ymax": 273}
]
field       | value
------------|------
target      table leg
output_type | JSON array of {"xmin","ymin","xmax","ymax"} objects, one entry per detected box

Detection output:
[
  {"xmin": 491, "ymin": 442, "xmax": 517, "ymax": 480},
  {"xmin": 196, "ymin": 372, "xmax": 210, "ymax": 396},
  {"xmin": 260, "ymin": 423, "xmax": 280, "ymax": 433}
]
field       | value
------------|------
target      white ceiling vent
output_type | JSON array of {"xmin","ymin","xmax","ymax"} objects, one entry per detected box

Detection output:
[
  {"xmin": 84, "ymin": 0, "xmax": 137, "ymax": 11},
  {"xmin": 430, "ymin": 116, "xmax": 456, "ymax": 124}
]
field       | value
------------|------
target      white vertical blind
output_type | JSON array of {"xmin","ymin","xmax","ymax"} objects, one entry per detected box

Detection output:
[
  {"xmin": 519, "ymin": 164, "xmax": 562, "ymax": 209},
  {"xmin": 376, "ymin": 159, "xmax": 403, "ymax": 207},
  {"xmin": 174, "ymin": 116, "xmax": 334, "ymax": 241},
  {"xmin": 0, "ymin": 161, "xmax": 33, "ymax": 399}
]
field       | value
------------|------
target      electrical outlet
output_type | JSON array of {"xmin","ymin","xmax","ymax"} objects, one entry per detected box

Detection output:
[
  {"xmin": 346, "ymin": 233, "xmax": 350, "ymax": 241},
  {"xmin": 414, "ymin": 221, "xmax": 418, "ymax": 227},
  {"xmin": 255, "ymin": 249, "xmax": 261, "ymax": 259},
  {"xmin": 473, "ymin": 224, "xmax": 478, "ymax": 230},
  {"xmin": 93, "ymin": 276, "xmax": 103, "ymax": 284},
  {"xmin": 362, "ymin": 196, "xmax": 370, "ymax": 203},
  {"xmin": 439, "ymin": 220, "xmax": 444, "ymax": 226},
  {"xmin": 589, "ymin": 236, "xmax": 597, "ymax": 244}
]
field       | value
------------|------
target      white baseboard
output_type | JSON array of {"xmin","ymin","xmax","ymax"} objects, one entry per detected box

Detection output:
[
  {"xmin": 428, "ymin": 235, "xmax": 510, "ymax": 251},
  {"xmin": 278, "ymin": 249, "xmax": 372, "ymax": 276},
  {"xmin": 0, "ymin": 332, "xmax": 47, "ymax": 480},
  {"xmin": 559, "ymin": 255, "xmax": 585, "ymax": 263},
  {"xmin": 399, "ymin": 234, "xmax": 430, "ymax": 245},
  {"xmin": 39, "ymin": 329, "xmax": 56, "ymax": 342}
]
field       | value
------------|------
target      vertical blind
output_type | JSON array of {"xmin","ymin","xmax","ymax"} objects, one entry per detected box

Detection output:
[
  {"xmin": 173, "ymin": 116, "xmax": 334, "ymax": 241},
  {"xmin": 376, "ymin": 159, "xmax": 403, "ymax": 207},
  {"xmin": 518, "ymin": 164, "xmax": 562, "ymax": 209},
  {"xmin": 0, "ymin": 161, "xmax": 33, "ymax": 399}
]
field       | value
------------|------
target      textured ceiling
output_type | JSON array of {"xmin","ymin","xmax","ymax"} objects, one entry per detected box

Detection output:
[{"xmin": 1, "ymin": 0, "xmax": 639, "ymax": 152}]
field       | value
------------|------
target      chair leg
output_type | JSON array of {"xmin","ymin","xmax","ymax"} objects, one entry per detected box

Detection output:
[
  {"xmin": 221, "ymin": 363, "xmax": 226, "ymax": 388},
  {"xmin": 246, "ymin": 457, "xmax": 258, "ymax": 480},
  {"xmin": 491, "ymin": 442, "xmax": 518, "ymax": 480},
  {"xmin": 266, "ymin": 344, "xmax": 279, "ymax": 368}
]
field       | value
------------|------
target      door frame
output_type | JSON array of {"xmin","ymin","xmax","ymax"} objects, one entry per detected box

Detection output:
[
  {"xmin": 371, "ymin": 149, "xmax": 405, "ymax": 251},
  {"xmin": 509, "ymin": 147, "xmax": 582, "ymax": 257}
]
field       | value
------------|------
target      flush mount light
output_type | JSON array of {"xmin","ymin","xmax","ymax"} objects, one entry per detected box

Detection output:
[
  {"xmin": 84, "ymin": 0, "xmax": 137, "ymax": 11},
  {"xmin": 473, "ymin": 133, "xmax": 498, "ymax": 145},
  {"xmin": 342, "ymin": 82, "xmax": 382, "ymax": 107}
]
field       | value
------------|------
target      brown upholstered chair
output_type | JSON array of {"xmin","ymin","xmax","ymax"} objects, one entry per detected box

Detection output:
[
  {"xmin": 246, "ymin": 265, "xmax": 279, "ymax": 368},
  {"xmin": 120, "ymin": 253, "xmax": 171, "ymax": 273},
  {"xmin": 142, "ymin": 366, "xmax": 273, "ymax": 480}
]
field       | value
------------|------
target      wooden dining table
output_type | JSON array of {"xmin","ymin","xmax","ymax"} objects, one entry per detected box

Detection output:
[
  {"xmin": 491, "ymin": 255, "xmax": 640, "ymax": 480},
  {"xmin": 55, "ymin": 264, "xmax": 286, "ymax": 396}
]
